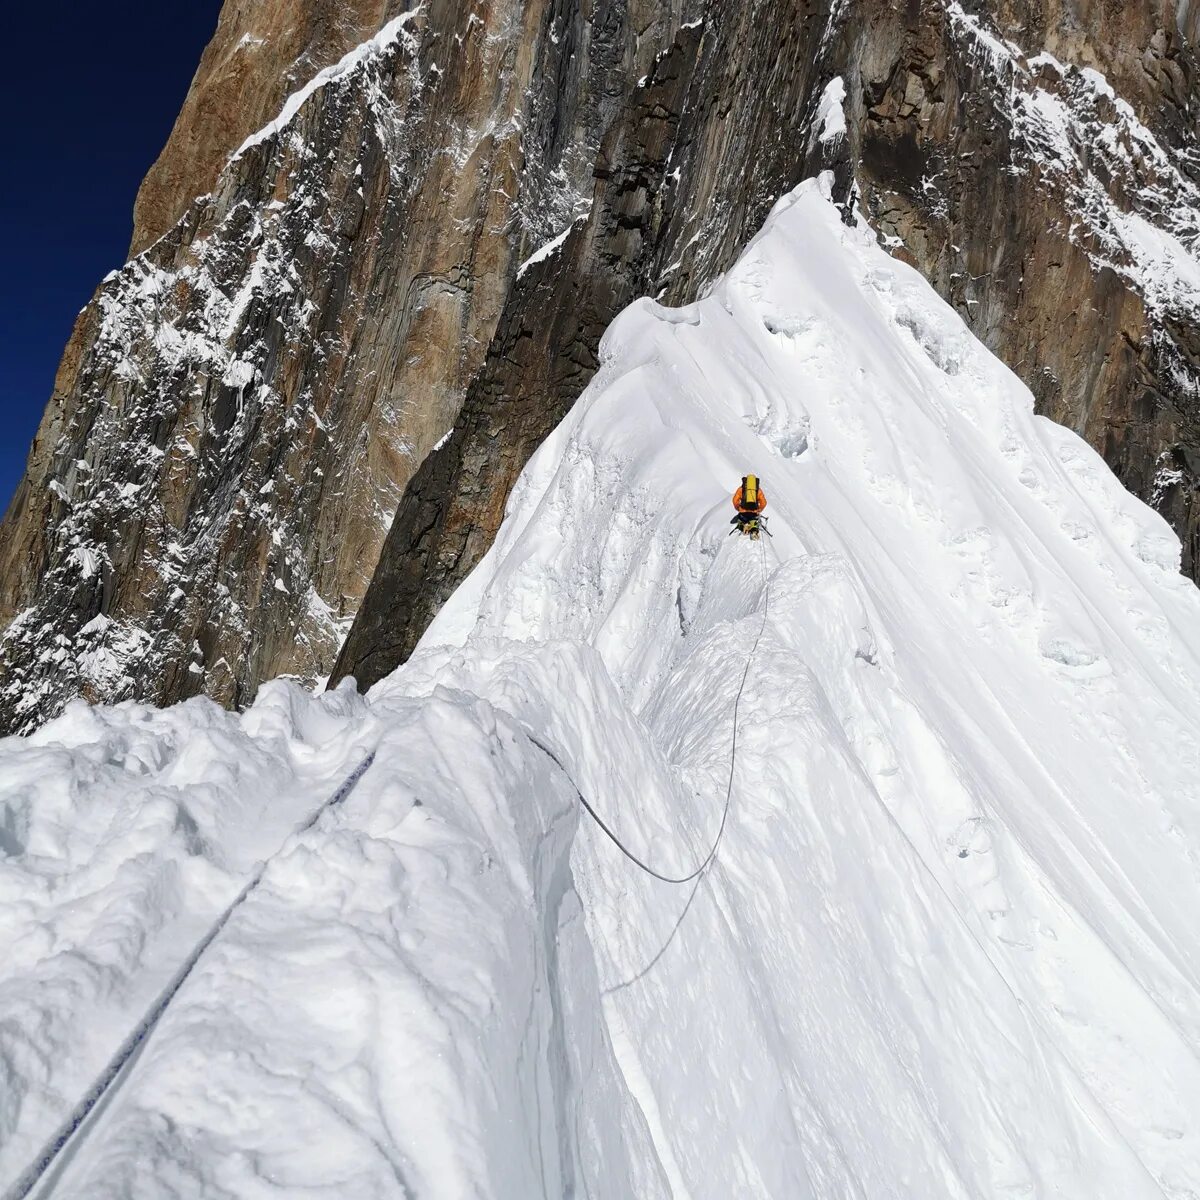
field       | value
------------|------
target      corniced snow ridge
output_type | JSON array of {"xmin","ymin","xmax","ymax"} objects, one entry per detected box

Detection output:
[{"xmin": 2, "ymin": 177, "xmax": 1200, "ymax": 1197}]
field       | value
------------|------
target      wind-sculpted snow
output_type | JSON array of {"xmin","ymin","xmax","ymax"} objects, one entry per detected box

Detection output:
[{"xmin": 4, "ymin": 179, "xmax": 1200, "ymax": 1196}]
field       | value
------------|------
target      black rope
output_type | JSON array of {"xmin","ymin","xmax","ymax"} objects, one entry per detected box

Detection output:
[{"xmin": 532, "ymin": 536, "xmax": 770, "ymax": 884}]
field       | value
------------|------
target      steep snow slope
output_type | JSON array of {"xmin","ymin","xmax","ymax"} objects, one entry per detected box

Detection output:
[{"xmin": 3, "ymin": 177, "xmax": 1200, "ymax": 1197}]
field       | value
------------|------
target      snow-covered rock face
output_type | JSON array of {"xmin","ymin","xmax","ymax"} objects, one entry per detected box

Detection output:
[
  {"xmin": 843, "ymin": 0, "xmax": 1200, "ymax": 574},
  {"xmin": 338, "ymin": 0, "xmax": 1200, "ymax": 694},
  {"xmin": 129, "ymin": 1, "xmax": 423, "ymax": 257},
  {"xmin": 0, "ymin": 1, "xmax": 689, "ymax": 730},
  {"xmin": 1, "ymin": 13, "xmax": 448, "ymax": 726},
  {"xmin": 0, "ymin": 0, "xmax": 837, "ymax": 733},
  {"xmin": 4, "ymin": 181, "xmax": 1200, "ymax": 1197}
]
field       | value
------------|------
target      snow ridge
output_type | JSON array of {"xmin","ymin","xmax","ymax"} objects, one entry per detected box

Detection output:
[
  {"xmin": 3, "ymin": 178, "xmax": 1200, "ymax": 1196},
  {"xmin": 4, "ymin": 751, "xmax": 376, "ymax": 1200}
]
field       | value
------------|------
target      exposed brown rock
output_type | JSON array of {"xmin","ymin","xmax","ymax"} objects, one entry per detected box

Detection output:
[
  {"xmin": 2, "ymin": 0, "xmax": 693, "ymax": 729},
  {"xmin": 334, "ymin": 3, "xmax": 842, "ymax": 689},
  {"xmin": 842, "ymin": 0, "xmax": 1200, "ymax": 577},
  {"xmin": 336, "ymin": 0, "xmax": 1200, "ymax": 688},
  {"xmin": 131, "ymin": 0, "xmax": 405, "ymax": 255}
]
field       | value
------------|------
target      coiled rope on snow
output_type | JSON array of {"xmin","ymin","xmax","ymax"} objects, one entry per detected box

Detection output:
[{"xmin": 532, "ymin": 535, "xmax": 770, "ymax": 883}]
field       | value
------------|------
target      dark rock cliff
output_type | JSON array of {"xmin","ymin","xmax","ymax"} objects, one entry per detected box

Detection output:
[
  {"xmin": 337, "ymin": 0, "xmax": 1200, "ymax": 689},
  {"xmin": 0, "ymin": 1, "xmax": 689, "ymax": 726},
  {"xmin": 333, "ymin": 3, "xmax": 842, "ymax": 688},
  {"xmin": 843, "ymin": 0, "xmax": 1200, "ymax": 577},
  {"xmin": 1, "ymin": 0, "xmax": 1197, "ymax": 728}
]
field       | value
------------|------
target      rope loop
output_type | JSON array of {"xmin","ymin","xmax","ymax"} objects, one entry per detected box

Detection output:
[{"xmin": 537, "ymin": 536, "xmax": 770, "ymax": 883}]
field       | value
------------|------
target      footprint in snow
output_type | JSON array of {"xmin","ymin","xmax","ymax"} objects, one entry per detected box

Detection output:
[
  {"xmin": 950, "ymin": 815, "xmax": 992, "ymax": 859},
  {"xmin": 1059, "ymin": 519, "xmax": 1095, "ymax": 544},
  {"xmin": 1150, "ymin": 1127, "xmax": 1185, "ymax": 1142},
  {"xmin": 760, "ymin": 314, "xmax": 824, "ymax": 363},
  {"xmin": 859, "ymin": 732, "xmax": 898, "ymax": 777},
  {"xmin": 945, "ymin": 524, "xmax": 994, "ymax": 557},
  {"xmin": 744, "ymin": 411, "xmax": 811, "ymax": 460},
  {"xmin": 1038, "ymin": 634, "xmax": 1111, "ymax": 679}
]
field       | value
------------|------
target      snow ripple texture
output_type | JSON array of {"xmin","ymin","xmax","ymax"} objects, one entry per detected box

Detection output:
[{"xmin": 3, "ymin": 177, "xmax": 1200, "ymax": 1198}]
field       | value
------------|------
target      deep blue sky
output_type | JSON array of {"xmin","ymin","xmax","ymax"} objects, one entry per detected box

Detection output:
[{"xmin": 0, "ymin": 3, "xmax": 224, "ymax": 516}]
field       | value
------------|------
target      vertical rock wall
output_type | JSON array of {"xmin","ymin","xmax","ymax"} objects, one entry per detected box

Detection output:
[
  {"xmin": 131, "ymin": 0, "xmax": 401, "ymax": 255},
  {"xmin": 844, "ymin": 0, "xmax": 1200, "ymax": 576},
  {"xmin": 337, "ymin": 0, "xmax": 1200, "ymax": 688},
  {"xmin": 334, "ymin": 1, "xmax": 842, "ymax": 688},
  {"xmin": 0, "ymin": 1, "xmax": 692, "ymax": 728}
]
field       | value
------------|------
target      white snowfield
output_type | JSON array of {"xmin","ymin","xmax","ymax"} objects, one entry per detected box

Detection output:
[{"xmin": 3, "ymin": 177, "xmax": 1200, "ymax": 1198}]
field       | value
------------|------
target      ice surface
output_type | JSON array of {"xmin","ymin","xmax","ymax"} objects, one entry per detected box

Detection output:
[{"xmin": 3, "ymin": 177, "xmax": 1200, "ymax": 1197}]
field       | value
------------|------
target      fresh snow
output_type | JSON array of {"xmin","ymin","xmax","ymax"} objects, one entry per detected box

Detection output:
[
  {"xmin": 516, "ymin": 215, "xmax": 587, "ymax": 280},
  {"xmin": 814, "ymin": 76, "xmax": 847, "ymax": 144},
  {"xmin": 3, "ymin": 177, "xmax": 1200, "ymax": 1197},
  {"xmin": 232, "ymin": 8, "xmax": 423, "ymax": 159}
]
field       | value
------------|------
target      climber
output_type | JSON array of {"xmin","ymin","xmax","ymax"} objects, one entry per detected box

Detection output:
[{"xmin": 730, "ymin": 473, "xmax": 769, "ymax": 539}]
